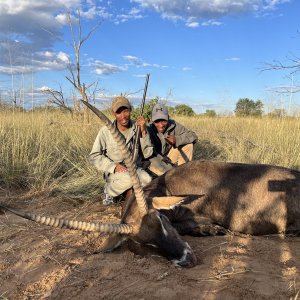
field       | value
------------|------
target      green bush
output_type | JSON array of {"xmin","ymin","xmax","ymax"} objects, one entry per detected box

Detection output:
[{"xmin": 173, "ymin": 104, "xmax": 195, "ymax": 116}]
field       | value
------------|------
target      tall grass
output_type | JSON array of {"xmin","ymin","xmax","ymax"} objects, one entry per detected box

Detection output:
[
  {"xmin": 176, "ymin": 115, "xmax": 300, "ymax": 168},
  {"xmin": 1, "ymin": 110, "xmax": 300, "ymax": 197},
  {"xmin": 0, "ymin": 109, "xmax": 103, "ymax": 197}
]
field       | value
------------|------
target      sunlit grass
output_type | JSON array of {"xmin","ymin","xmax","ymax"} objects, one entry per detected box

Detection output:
[
  {"xmin": 173, "ymin": 115, "xmax": 300, "ymax": 168},
  {"xmin": 1, "ymin": 109, "xmax": 300, "ymax": 197},
  {"xmin": 0, "ymin": 109, "xmax": 103, "ymax": 197}
]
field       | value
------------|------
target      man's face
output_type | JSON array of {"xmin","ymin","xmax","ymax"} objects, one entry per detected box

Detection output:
[
  {"xmin": 153, "ymin": 119, "xmax": 168, "ymax": 133},
  {"xmin": 113, "ymin": 107, "xmax": 131, "ymax": 127}
]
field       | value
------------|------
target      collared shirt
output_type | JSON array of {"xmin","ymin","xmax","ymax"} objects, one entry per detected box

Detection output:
[{"xmin": 89, "ymin": 120, "xmax": 153, "ymax": 174}]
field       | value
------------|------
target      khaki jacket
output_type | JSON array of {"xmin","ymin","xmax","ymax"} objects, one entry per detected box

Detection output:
[{"xmin": 89, "ymin": 120, "xmax": 153, "ymax": 174}]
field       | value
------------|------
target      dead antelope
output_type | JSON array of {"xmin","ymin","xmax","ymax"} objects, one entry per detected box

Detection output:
[
  {"xmin": 142, "ymin": 160, "xmax": 300, "ymax": 236},
  {"xmin": 1, "ymin": 101, "xmax": 300, "ymax": 267}
]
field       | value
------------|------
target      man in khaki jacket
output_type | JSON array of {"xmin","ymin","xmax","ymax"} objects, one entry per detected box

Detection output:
[
  {"xmin": 89, "ymin": 96, "xmax": 152, "ymax": 205},
  {"xmin": 148, "ymin": 103, "xmax": 198, "ymax": 176}
]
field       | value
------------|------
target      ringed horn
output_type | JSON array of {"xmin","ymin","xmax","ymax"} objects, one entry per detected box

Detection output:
[
  {"xmin": 0, "ymin": 100, "xmax": 148, "ymax": 235},
  {"xmin": 0, "ymin": 205, "xmax": 133, "ymax": 234}
]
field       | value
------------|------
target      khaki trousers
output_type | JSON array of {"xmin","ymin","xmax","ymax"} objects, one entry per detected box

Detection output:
[
  {"xmin": 105, "ymin": 168, "xmax": 152, "ymax": 197},
  {"xmin": 168, "ymin": 143, "xmax": 194, "ymax": 166},
  {"xmin": 150, "ymin": 143, "xmax": 194, "ymax": 176}
]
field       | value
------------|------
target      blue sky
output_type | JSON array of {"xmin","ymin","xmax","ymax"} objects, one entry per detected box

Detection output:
[{"xmin": 0, "ymin": 0, "xmax": 299, "ymax": 113}]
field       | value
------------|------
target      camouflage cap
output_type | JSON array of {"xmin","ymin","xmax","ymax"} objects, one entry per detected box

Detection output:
[
  {"xmin": 151, "ymin": 103, "xmax": 169, "ymax": 122},
  {"xmin": 111, "ymin": 96, "xmax": 131, "ymax": 113}
]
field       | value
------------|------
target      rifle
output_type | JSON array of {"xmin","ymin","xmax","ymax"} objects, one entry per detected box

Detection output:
[{"xmin": 132, "ymin": 73, "xmax": 150, "ymax": 163}]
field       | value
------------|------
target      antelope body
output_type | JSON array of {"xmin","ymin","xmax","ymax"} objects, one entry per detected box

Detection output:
[{"xmin": 140, "ymin": 160, "xmax": 300, "ymax": 236}]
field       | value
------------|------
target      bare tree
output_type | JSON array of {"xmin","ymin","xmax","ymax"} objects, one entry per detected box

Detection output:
[
  {"xmin": 8, "ymin": 87, "xmax": 24, "ymax": 109},
  {"xmin": 42, "ymin": 85, "xmax": 73, "ymax": 114},
  {"xmin": 263, "ymin": 52, "xmax": 300, "ymax": 75},
  {"xmin": 65, "ymin": 11, "xmax": 102, "ymax": 123},
  {"xmin": 262, "ymin": 32, "xmax": 300, "ymax": 94}
]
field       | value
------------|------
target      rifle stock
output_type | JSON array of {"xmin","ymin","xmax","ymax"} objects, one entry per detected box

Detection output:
[{"xmin": 132, "ymin": 73, "xmax": 150, "ymax": 163}]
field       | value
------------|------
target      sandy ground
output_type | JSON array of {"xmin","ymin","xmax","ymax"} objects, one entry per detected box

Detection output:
[{"xmin": 0, "ymin": 191, "xmax": 299, "ymax": 300}]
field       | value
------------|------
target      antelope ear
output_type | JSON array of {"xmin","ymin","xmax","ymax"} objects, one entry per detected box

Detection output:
[{"xmin": 151, "ymin": 196, "xmax": 187, "ymax": 210}]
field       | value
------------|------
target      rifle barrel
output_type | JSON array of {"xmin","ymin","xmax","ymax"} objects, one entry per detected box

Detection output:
[
  {"xmin": 140, "ymin": 73, "xmax": 150, "ymax": 114},
  {"xmin": 132, "ymin": 73, "xmax": 150, "ymax": 162}
]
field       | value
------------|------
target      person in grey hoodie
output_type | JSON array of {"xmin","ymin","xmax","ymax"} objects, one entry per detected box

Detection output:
[
  {"xmin": 147, "ymin": 103, "xmax": 198, "ymax": 176},
  {"xmin": 89, "ymin": 96, "xmax": 152, "ymax": 205}
]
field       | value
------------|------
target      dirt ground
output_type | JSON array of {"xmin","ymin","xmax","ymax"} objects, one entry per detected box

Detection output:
[{"xmin": 0, "ymin": 191, "xmax": 299, "ymax": 300}]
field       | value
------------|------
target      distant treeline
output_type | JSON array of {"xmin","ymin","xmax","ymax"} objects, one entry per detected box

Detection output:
[{"xmin": 0, "ymin": 97, "xmax": 297, "ymax": 118}]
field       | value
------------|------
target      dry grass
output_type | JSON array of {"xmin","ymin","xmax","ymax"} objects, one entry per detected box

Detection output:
[
  {"xmin": 1, "ymin": 109, "xmax": 300, "ymax": 197},
  {"xmin": 175, "ymin": 115, "xmax": 300, "ymax": 168},
  {"xmin": 0, "ymin": 109, "xmax": 103, "ymax": 197}
]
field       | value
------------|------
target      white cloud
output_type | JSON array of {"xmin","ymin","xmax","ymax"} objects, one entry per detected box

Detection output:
[
  {"xmin": 55, "ymin": 13, "xmax": 69, "ymax": 25},
  {"xmin": 123, "ymin": 55, "xmax": 145, "ymax": 67},
  {"xmin": 129, "ymin": 7, "xmax": 141, "ymax": 15},
  {"xmin": 42, "ymin": 51, "xmax": 54, "ymax": 58},
  {"xmin": 123, "ymin": 55, "xmax": 140, "ymax": 63},
  {"xmin": 201, "ymin": 19, "xmax": 222, "ymax": 26},
  {"xmin": 225, "ymin": 57, "xmax": 241, "ymax": 61},
  {"xmin": 0, "ymin": 49, "xmax": 70, "ymax": 75},
  {"xmin": 263, "ymin": 0, "xmax": 290, "ymax": 10},
  {"xmin": 37, "ymin": 86, "xmax": 51, "ymax": 91},
  {"xmin": 132, "ymin": 0, "xmax": 289, "ymax": 24},
  {"xmin": 0, "ymin": 65, "xmax": 33, "ymax": 74},
  {"xmin": 81, "ymin": 6, "xmax": 98, "ymax": 19},
  {"xmin": 91, "ymin": 60, "xmax": 127, "ymax": 75},
  {"xmin": 182, "ymin": 67, "xmax": 192, "ymax": 71},
  {"xmin": 123, "ymin": 55, "xmax": 167, "ymax": 69},
  {"xmin": 114, "ymin": 6, "xmax": 144, "ymax": 24},
  {"xmin": 0, "ymin": 0, "xmax": 108, "ymax": 74},
  {"xmin": 133, "ymin": 74, "xmax": 148, "ymax": 78},
  {"xmin": 0, "ymin": 0, "xmax": 81, "ymax": 18},
  {"xmin": 57, "ymin": 52, "xmax": 70, "ymax": 63},
  {"xmin": 186, "ymin": 17, "xmax": 199, "ymax": 27},
  {"xmin": 115, "ymin": 14, "xmax": 143, "ymax": 24},
  {"xmin": 186, "ymin": 21, "xmax": 199, "ymax": 28}
]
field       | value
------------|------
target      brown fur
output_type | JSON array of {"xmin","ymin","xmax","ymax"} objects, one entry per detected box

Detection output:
[{"xmin": 138, "ymin": 160, "xmax": 300, "ymax": 235}]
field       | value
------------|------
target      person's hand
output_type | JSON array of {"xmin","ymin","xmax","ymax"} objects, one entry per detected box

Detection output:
[
  {"xmin": 136, "ymin": 116, "xmax": 147, "ymax": 137},
  {"xmin": 165, "ymin": 135, "xmax": 176, "ymax": 146},
  {"xmin": 115, "ymin": 163, "xmax": 128, "ymax": 173}
]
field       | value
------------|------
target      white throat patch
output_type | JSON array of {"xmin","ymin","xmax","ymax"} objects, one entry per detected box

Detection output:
[{"xmin": 156, "ymin": 212, "xmax": 168, "ymax": 237}]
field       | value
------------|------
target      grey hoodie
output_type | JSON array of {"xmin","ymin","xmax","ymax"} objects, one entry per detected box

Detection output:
[{"xmin": 147, "ymin": 119, "xmax": 198, "ymax": 173}]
